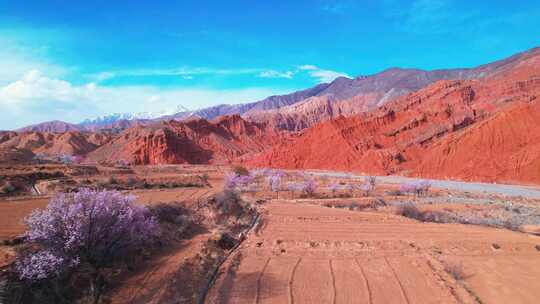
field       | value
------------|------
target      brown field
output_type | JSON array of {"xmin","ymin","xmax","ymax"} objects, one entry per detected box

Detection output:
[
  {"xmin": 2, "ymin": 164, "xmax": 540, "ymax": 303},
  {"xmin": 207, "ymin": 200, "xmax": 540, "ymax": 304}
]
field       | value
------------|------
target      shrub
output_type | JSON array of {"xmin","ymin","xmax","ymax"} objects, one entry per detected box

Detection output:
[
  {"xmin": 232, "ymin": 165, "xmax": 250, "ymax": 176},
  {"xmin": 344, "ymin": 183, "xmax": 354, "ymax": 196},
  {"xmin": 116, "ymin": 159, "xmax": 130, "ymax": 167},
  {"xmin": 207, "ymin": 190, "xmax": 254, "ymax": 228},
  {"xmin": 0, "ymin": 182, "xmax": 16, "ymax": 194},
  {"xmin": 225, "ymin": 173, "xmax": 255, "ymax": 191},
  {"xmin": 16, "ymin": 189, "xmax": 159, "ymax": 303},
  {"xmin": 200, "ymin": 173, "xmax": 210, "ymax": 184},
  {"xmin": 359, "ymin": 183, "xmax": 374, "ymax": 196},
  {"xmin": 107, "ymin": 176, "xmax": 118, "ymax": 185},
  {"xmin": 366, "ymin": 176, "xmax": 376, "ymax": 187},
  {"xmin": 396, "ymin": 202, "xmax": 423, "ymax": 220},
  {"xmin": 287, "ymin": 183, "xmax": 302, "ymax": 196},
  {"xmin": 126, "ymin": 176, "xmax": 138, "ymax": 187},
  {"xmin": 149, "ymin": 203, "xmax": 189, "ymax": 224},
  {"xmin": 329, "ymin": 182, "xmax": 340, "ymax": 196},
  {"xmin": 399, "ymin": 180, "xmax": 431, "ymax": 196},
  {"xmin": 56, "ymin": 154, "xmax": 79, "ymax": 165},
  {"xmin": 266, "ymin": 173, "xmax": 282, "ymax": 198},
  {"xmin": 149, "ymin": 203, "xmax": 192, "ymax": 239},
  {"xmin": 443, "ymin": 260, "xmax": 465, "ymax": 280}
]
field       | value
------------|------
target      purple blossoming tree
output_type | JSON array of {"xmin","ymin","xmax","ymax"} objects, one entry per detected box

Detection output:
[
  {"xmin": 266, "ymin": 173, "xmax": 282, "ymax": 198},
  {"xmin": 17, "ymin": 189, "xmax": 160, "ymax": 303},
  {"xmin": 225, "ymin": 173, "xmax": 255, "ymax": 191},
  {"xmin": 329, "ymin": 182, "xmax": 340, "ymax": 197},
  {"xmin": 400, "ymin": 180, "xmax": 432, "ymax": 196}
]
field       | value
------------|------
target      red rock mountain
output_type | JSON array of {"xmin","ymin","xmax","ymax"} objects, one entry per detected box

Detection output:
[
  {"xmin": 248, "ymin": 51, "xmax": 540, "ymax": 185},
  {"xmin": 6, "ymin": 46, "xmax": 540, "ymax": 185},
  {"xmin": 85, "ymin": 115, "xmax": 282, "ymax": 165},
  {"xmin": 17, "ymin": 120, "xmax": 81, "ymax": 133},
  {"xmin": 0, "ymin": 131, "xmax": 111, "ymax": 157},
  {"xmin": 21, "ymin": 47, "xmax": 540, "ymax": 134}
]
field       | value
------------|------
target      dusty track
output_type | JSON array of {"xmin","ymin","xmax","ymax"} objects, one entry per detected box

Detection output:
[{"xmin": 206, "ymin": 201, "xmax": 540, "ymax": 304}]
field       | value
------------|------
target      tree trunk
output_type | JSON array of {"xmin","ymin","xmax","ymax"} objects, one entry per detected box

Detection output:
[{"xmin": 90, "ymin": 271, "xmax": 104, "ymax": 304}]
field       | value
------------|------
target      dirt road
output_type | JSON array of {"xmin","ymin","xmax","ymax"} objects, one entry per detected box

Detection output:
[
  {"xmin": 309, "ymin": 171, "xmax": 540, "ymax": 199},
  {"xmin": 206, "ymin": 200, "xmax": 540, "ymax": 304}
]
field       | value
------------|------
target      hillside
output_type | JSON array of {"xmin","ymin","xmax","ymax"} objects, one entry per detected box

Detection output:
[
  {"xmin": 0, "ymin": 131, "xmax": 111, "ymax": 156},
  {"xmin": 20, "ymin": 47, "xmax": 540, "ymax": 134},
  {"xmin": 85, "ymin": 115, "xmax": 282, "ymax": 165},
  {"xmin": 248, "ymin": 51, "xmax": 540, "ymax": 184}
]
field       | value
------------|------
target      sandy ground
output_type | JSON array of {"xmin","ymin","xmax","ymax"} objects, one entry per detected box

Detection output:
[
  {"xmin": 206, "ymin": 200, "xmax": 540, "ymax": 304},
  {"xmin": 3, "ymin": 165, "xmax": 540, "ymax": 303}
]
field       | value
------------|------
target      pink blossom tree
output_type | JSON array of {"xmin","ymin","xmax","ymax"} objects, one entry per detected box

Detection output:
[{"xmin": 17, "ymin": 189, "xmax": 160, "ymax": 303}]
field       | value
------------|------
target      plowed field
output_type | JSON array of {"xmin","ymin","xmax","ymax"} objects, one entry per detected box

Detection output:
[{"xmin": 207, "ymin": 201, "xmax": 540, "ymax": 304}]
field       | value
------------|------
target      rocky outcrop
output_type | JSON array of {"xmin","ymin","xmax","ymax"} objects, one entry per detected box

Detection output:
[{"xmin": 85, "ymin": 115, "xmax": 282, "ymax": 165}]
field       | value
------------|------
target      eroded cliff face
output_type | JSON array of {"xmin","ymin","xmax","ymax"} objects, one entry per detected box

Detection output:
[
  {"xmin": 85, "ymin": 115, "xmax": 283, "ymax": 165},
  {"xmin": 413, "ymin": 98, "xmax": 540, "ymax": 184}
]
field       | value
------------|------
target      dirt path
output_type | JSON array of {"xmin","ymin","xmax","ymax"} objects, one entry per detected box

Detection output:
[
  {"xmin": 206, "ymin": 200, "xmax": 540, "ymax": 304},
  {"xmin": 309, "ymin": 171, "xmax": 540, "ymax": 199}
]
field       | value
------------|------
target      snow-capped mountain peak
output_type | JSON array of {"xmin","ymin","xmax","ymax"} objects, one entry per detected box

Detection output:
[{"xmin": 81, "ymin": 105, "xmax": 191, "ymax": 126}]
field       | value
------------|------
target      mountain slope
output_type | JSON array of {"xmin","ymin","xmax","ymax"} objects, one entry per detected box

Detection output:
[
  {"xmin": 85, "ymin": 115, "xmax": 282, "ymax": 165},
  {"xmin": 414, "ymin": 98, "xmax": 540, "ymax": 184},
  {"xmin": 0, "ymin": 131, "xmax": 111, "ymax": 156},
  {"xmin": 247, "ymin": 51, "xmax": 540, "ymax": 184},
  {"xmin": 16, "ymin": 46, "xmax": 540, "ymax": 133},
  {"xmin": 245, "ymin": 47, "xmax": 540, "ymax": 131},
  {"xmin": 17, "ymin": 120, "xmax": 80, "ymax": 133}
]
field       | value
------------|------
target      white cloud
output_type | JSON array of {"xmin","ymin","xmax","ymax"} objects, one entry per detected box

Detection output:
[
  {"xmin": 0, "ymin": 38, "xmax": 67, "ymax": 85},
  {"xmin": 88, "ymin": 67, "xmax": 263, "ymax": 82},
  {"xmin": 299, "ymin": 65, "xmax": 318, "ymax": 71},
  {"xmin": 0, "ymin": 70, "xmax": 292, "ymax": 130},
  {"xmin": 258, "ymin": 70, "xmax": 295, "ymax": 79},
  {"xmin": 299, "ymin": 65, "xmax": 350, "ymax": 83},
  {"xmin": 89, "ymin": 65, "xmax": 351, "ymax": 84}
]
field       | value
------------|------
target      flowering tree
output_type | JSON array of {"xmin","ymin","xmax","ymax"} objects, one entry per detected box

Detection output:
[
  {"xmin": 366, "ymin": 176, "xmax": 376, "ymax": 187},
  {"xmin": 17, "ymin": 189, "xmax": 160, "ymax": 303},
  {"xmin": 266, "ymin": 173, "xmax": 282, "ymax": 198},
  {"xmin": 225, "ymin": 173, "xmax": 255, "ymax": 191},
  {"xmin": 116, "ymin": 159, "xmax": 130, "ymax": 167},
  {"xmin": 329, "ymin": 182, "xmax": 340, "ymax": 197},
  {"xmin": 33, "ymin": 153, "xmax": 48, "ymax": 164},
  {"xmin": 302, "ymin": 178, "xmax": 317, "ymax": 197},
  {"xmin": 344, "ymin": 183, "xmax": 354, "ymax": 197},
  {"xmin": 400, "ymin": 180, "xmax": 432, "ymax": 196},
  {"xmin": 359, "ymin": 183, "xmax": 374, "ymax": 196}
]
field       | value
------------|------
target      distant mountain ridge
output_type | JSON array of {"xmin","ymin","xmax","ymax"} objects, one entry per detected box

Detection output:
[
  {"xmin": 16, "ymin": 46, "xmax": 540, "ymax": 133},
  {"xmin": 5, "ymin": 46, "xmax": 540, "ymax": 185}
]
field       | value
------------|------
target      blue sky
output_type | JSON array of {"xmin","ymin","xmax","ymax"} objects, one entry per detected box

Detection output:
[{"xmin": 1, "ymin": 0, "xmax": 540, "ymax": 129}]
